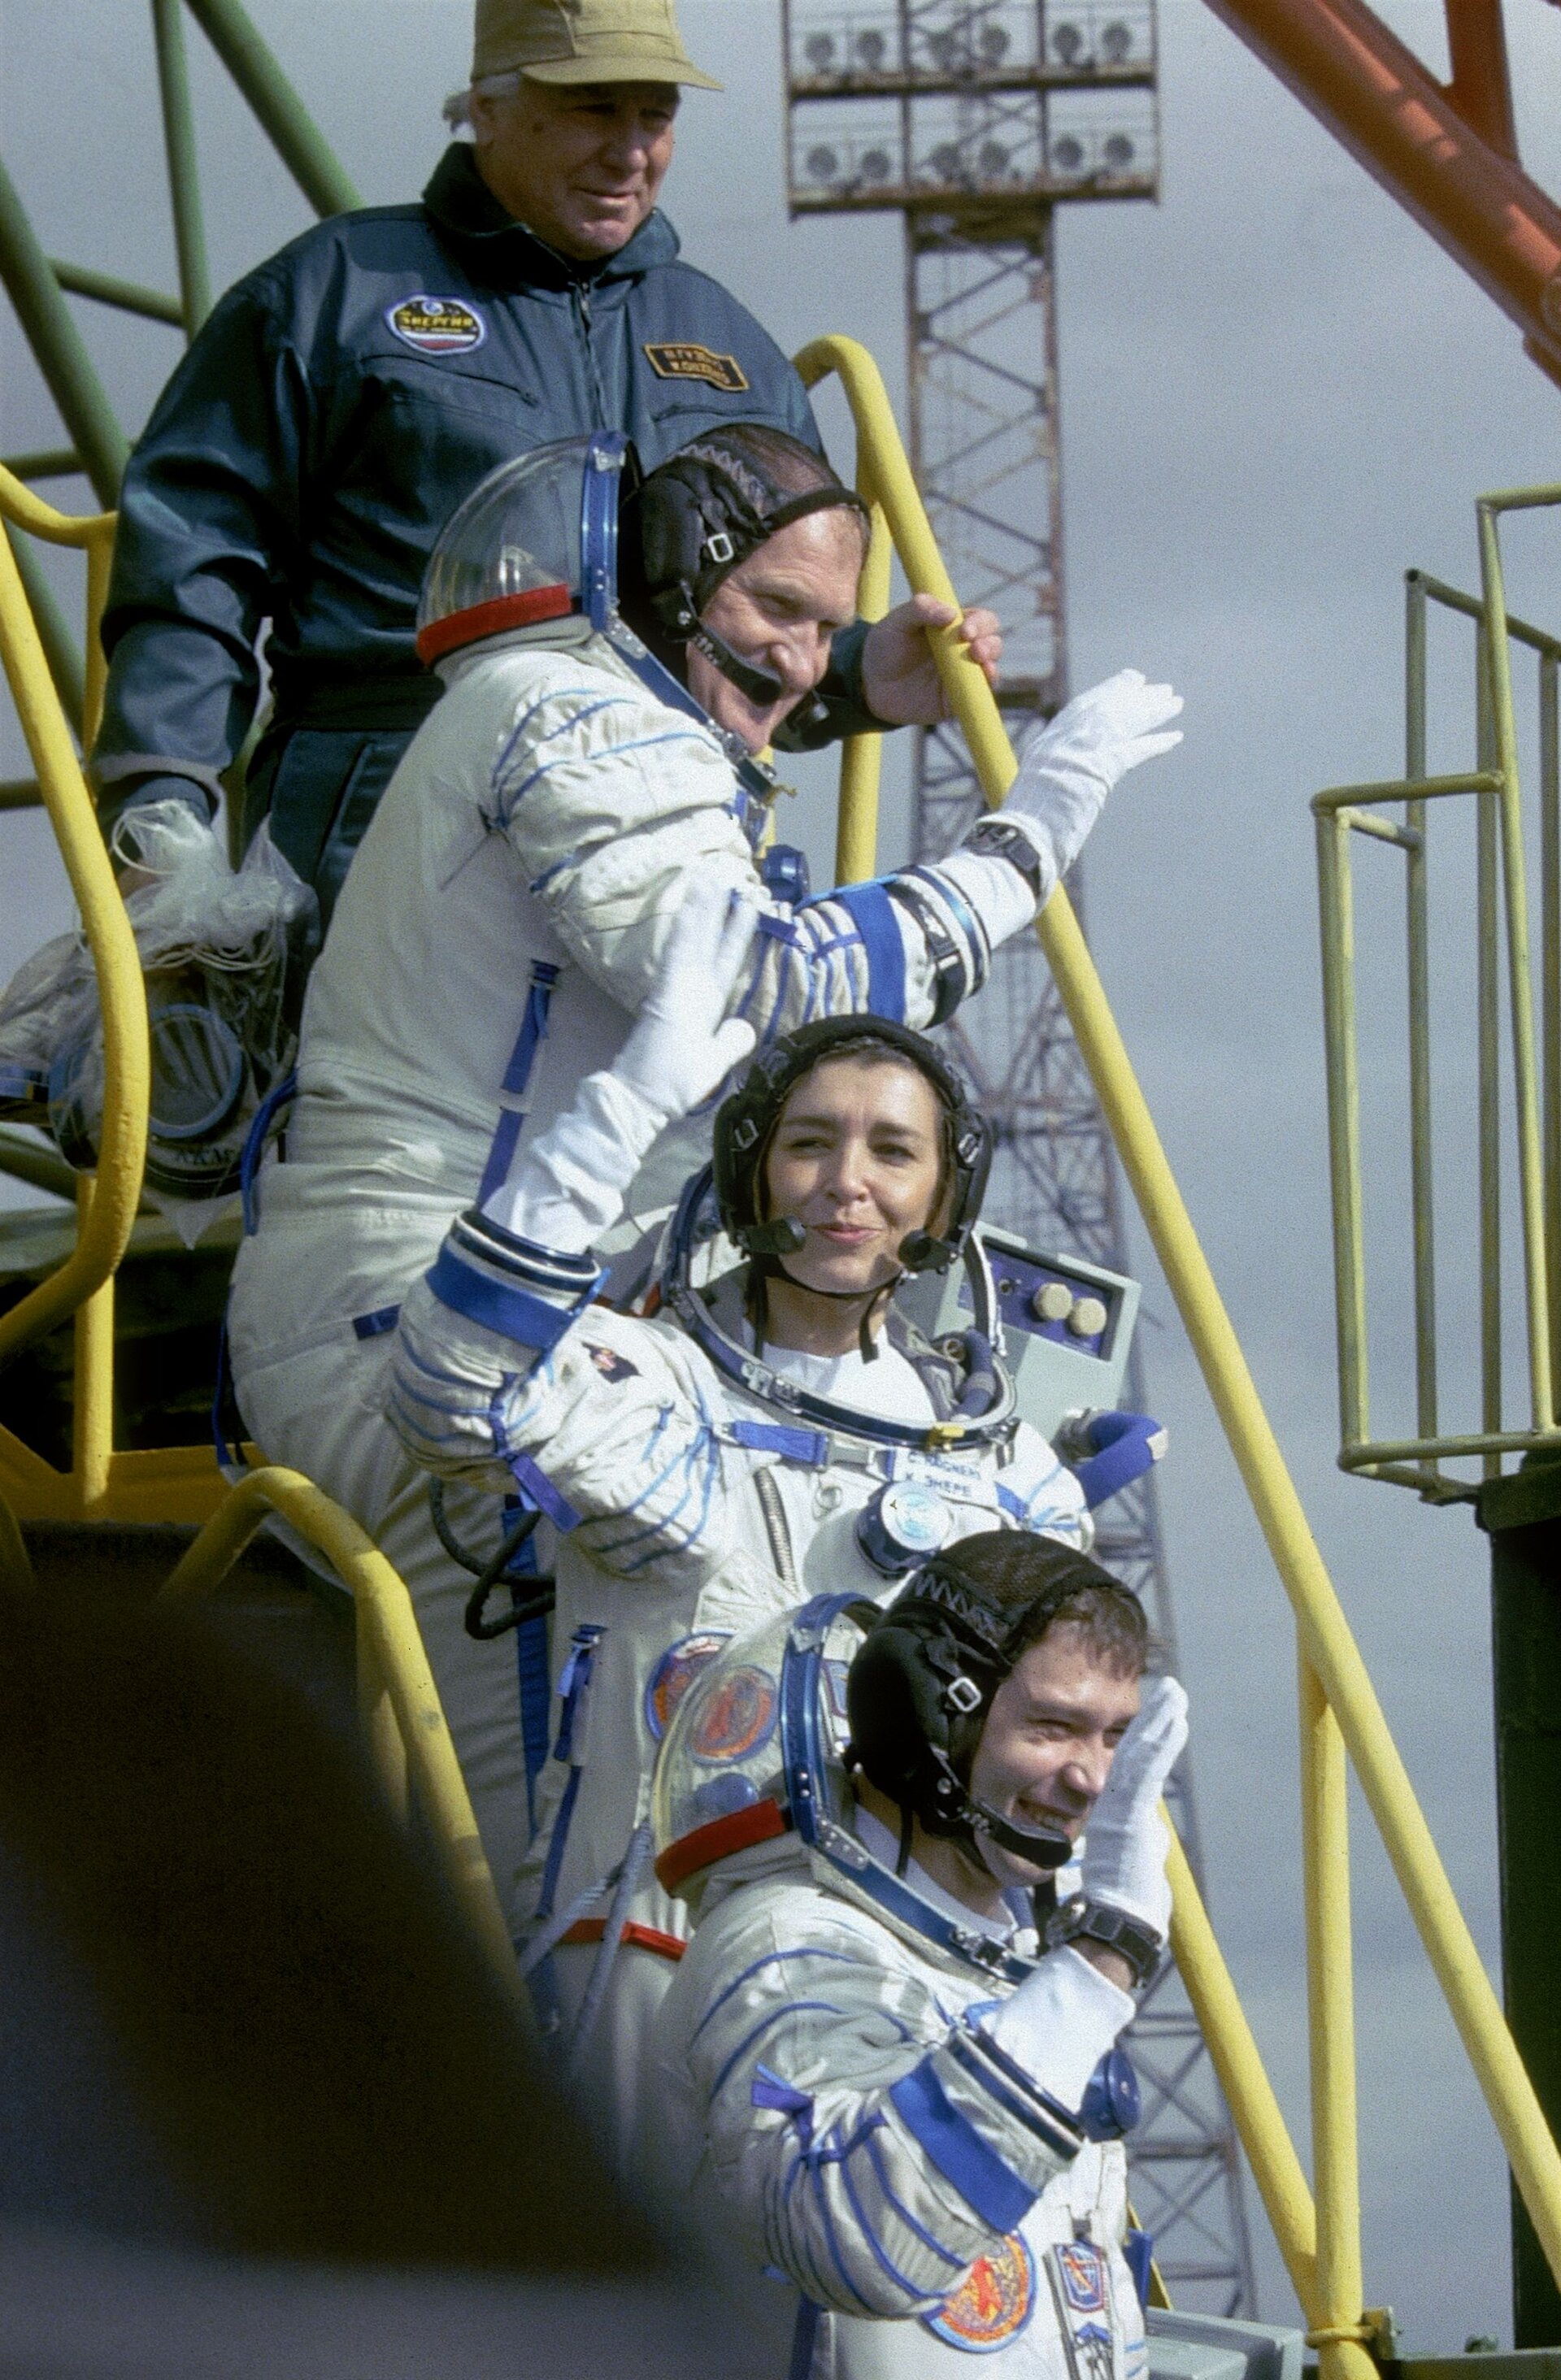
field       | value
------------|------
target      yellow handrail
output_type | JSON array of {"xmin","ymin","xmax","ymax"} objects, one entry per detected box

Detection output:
[
  {"xmin": 159, "ymin": 1466, "xmax": 520, "ymax": 2006},
  {"xmin": 798, "ymin": 331, "xmax": 1561, "ymax": 2356},
  {"xmin": 0, "ymin": 467, "xmax": 145, "ymax": 1456}
]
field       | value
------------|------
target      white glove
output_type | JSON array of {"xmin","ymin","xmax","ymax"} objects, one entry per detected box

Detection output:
[
  {"xmin": 480, "ymin": 881, "xmax": 757, "ymax": 1249},
  {"xmin": 1079, "ymin": 1674, "xmax": 1189, "ymax": 1940},
  {"xmin": 998, "ymin": 668, "xmax": 1183, "ymax": 896},
  {"xmin": 614, "ymin": 882, "xmax": 759, "ymax": 1123}
]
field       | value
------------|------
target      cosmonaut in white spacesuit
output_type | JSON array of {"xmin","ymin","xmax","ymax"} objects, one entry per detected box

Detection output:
[
  {"xmin": 644, "ymin": 1530, "xmax": 1188, "ymax": 2380},
  {"xmin": 227, "ymin": 417, "xmax": 1181, "ymax": 1930},
  {"xmin": 387, "ymin": 891, "xmax": 1114, "ymax": 2157}
]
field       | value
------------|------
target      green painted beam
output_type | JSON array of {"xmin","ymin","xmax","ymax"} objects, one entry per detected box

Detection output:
[
  {"xmin": 152, "ymin": 0, "xmax": 213, "ymax": 333},
  {"xmin": 182, "ymin": 0, "xmax": 362, "ymax": 217},
  {"xmin": 0, "ymin": 151, "xmax": 129, "ymax": 504},
  {"xmin": 3, "ymin": 524, "xmax": 85, "ymax": 741},
  {"xmin": 1, "ymin": 450, "xmax": 81, "ymax": 481},
  {"xmin": 50, "ymin": 258, "xmax": 184, "ymax": 328}
]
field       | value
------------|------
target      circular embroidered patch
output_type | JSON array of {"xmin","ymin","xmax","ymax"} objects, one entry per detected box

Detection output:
[
  {"xmin": 644, "ymin": 1631, "xmax": 732, "ymax": 1743},
  {"xmin": 385, "ymin": 294, "xmax": 487, "ymax": 354},
  {"xmin": 923, "ymin": 2233, "xmax": 1036, "ymax": 2352},
  {"xmin": 689, "ymin": 1664, "xmax": 777, "ymax": 1763}
]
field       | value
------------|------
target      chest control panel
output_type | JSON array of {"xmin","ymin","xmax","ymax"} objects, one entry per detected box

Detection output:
[{"xmin": 897, "ymin": 1226, "xmax": 1141, "ymax": 1445}]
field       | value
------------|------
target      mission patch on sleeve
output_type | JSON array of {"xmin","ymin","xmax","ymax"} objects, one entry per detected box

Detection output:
[{"xmin": 642, "ymin": 341, "xmax": 750, "ymax": 393}]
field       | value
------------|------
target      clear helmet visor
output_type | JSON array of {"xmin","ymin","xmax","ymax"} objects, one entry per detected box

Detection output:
[
  {"xmin": 416, "ymin": 432, "xmax": 626, "ymax": 665},
  {"xmin": 651, "ymin": 1598, "xmax": 870, "ymax": 1902}
]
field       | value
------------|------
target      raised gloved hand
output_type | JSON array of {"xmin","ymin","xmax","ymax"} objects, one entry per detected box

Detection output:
[
  {"xmin": 1080, "ymin": 1674, "xmax": 1189, "ymax": 1941},
  {"xmin": 615, "ymin": 882, "xmax": 759, "ymax": 1124},
  {"xmin": 996, "ymin": 668, "xmax": 1182, "ymax": 900}
]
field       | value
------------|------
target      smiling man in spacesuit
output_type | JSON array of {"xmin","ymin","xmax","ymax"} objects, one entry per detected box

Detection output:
[
  {"xmin": 228, "ymin": 421, "xmax": 1181, "ymax": 1943},
  {"xmin": 645, "ymin": 1532, "xmax": 1188, "ymax": 2380}
]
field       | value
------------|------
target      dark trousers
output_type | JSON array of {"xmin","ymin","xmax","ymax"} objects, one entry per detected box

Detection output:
[{"xmin": 242, "ymin": 724, "xmax": 418, "ymax": 928}]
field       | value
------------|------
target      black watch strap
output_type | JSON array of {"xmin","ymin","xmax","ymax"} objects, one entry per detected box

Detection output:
[
  {"xmin": 1043, "ymin": 1893, "xmax": 1163, "ymax": 1989},
  {"xmin": 962, "ymin": 812, "xmax": 1048, "ymax": 902}
]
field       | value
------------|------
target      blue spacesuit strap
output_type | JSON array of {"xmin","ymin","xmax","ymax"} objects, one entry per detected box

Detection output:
[
  {"xmin": 239, "ymin": 1067, "xmax": 298, "ymax": 1237},
  {"xmin": 500, "ymin": 1496, "xmax": 550, "ymax": 1822},
  {"xmin": 722, "ymin": 1418, "xmax": 831, "ymax": 1466},
  {"xmin": 211, "ymin": 1065, "xmax": 303, "ymax": 1472},
  {"xmin": 1072, "ymin": 1412, "xmax": 1167, "ymax": 1510},
  {"xmin": 507, "ymin": 1448, "xmax": 581, "ymax": 1534},
  {"xmin": 534, "ymin": 1620, "xmax": 606, "ymax": 1926},
  {"xmin": 823, "ymin": 879, "xmax": 905, "ymax": 1021},
  {"xmin": 476, "ymin": 960, "xmax": 561, "ymax": 1207},
  {"xmin": 788, "ymin": 2297, "xmax": 823, "ymax": 2380}
]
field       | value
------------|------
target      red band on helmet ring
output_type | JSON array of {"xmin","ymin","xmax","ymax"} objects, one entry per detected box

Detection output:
[
  {"xmin": 654, "ymin": 1797, "xmax": 788, "ymax": 1892},
  {"xmin": 415, "ymin": 583, "xmax": 574, "ymax": 664}
]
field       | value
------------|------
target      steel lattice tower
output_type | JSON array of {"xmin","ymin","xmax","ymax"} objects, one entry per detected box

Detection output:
[{"xmin": 785, "ymin": 0, "xmax": 1256, "ymax": 2311}]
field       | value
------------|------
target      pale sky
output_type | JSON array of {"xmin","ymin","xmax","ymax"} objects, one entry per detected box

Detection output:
[{"xmin": 6, "ymin": 0, "xmax": 1561, "ymax": 2347}]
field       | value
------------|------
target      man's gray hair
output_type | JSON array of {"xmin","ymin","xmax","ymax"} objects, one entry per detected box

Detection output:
[{"xmin": 441, "ymin": 70, "xmax": 523, "ymax": 128}]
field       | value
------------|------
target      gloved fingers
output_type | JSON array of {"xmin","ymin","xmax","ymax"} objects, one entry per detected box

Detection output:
[
  {"xmin": 1107, "ymin": 1674, "xmax": 1189, "ymax": 1800},
  {"xmin": 1029, "ymin": 671, "xmax": 1182, "ymax": 759},
  {"xmin": 1118, "ymin": 727, "xmax": 1184, "ymax": 771},
  {"xmin": 709, "ymin": 887, "xmax": 760, "ymax": 1010},
  {"xmin": 711, "ymin": 1016, "xmax": 759, "ymax": 1075},
  {"xmin": 651, "ymin": 876, "xmax": 749, "ymax": 997}
]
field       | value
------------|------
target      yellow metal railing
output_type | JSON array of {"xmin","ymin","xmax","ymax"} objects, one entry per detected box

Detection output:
[
  {"xmin": 0, "ymin": 465, "xmax": 153, "ymax": 1520},
  {"xmin": 1315, "ymin": 502, "xmax": 1561, "ymax": 1494},
  {"xmin": 801, "ymin": 335, "xmax": 1561, "ymax": 2372}
]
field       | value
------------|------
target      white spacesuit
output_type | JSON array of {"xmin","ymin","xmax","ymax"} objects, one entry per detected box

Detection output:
[
  {"xmin": 644, "ymin": 1570, "xmax": 1188, "ymax": 2380},
  {"xmin": 386, "ymin": 899, "xmax": 1096, "ymax": 2162},
  {"xmin": 228, "ymin": 428, "xmax": 1181, "ymax": 1946}
]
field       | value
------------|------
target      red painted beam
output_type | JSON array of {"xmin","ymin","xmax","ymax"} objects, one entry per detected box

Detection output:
[
  {"xmin": 1443, "ymin": 0, "xmax": 1516, "ymax": 160},
  {"xmin": 1199, "ymin": 0, "xmax": 1561, "ymax": 386}
]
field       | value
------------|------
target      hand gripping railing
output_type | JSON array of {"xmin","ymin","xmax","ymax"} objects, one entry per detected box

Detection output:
[
  {"xmin": 1315, "ymin": 493, "xmax": 1561, "ymax": 1494},
  {"xmin": 0, "ymin": 465, "xmax": 146, "ymax": 1514},
  {"xmin": 159, "ymin": 1466, "xmax": 520, "ymax": 2004},
  {"xmin": 800, "ymin": 334, "xmax": 1561, "ymax": 2372}
]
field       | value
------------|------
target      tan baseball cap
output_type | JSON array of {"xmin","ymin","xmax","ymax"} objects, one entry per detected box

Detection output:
[{"xmin": 472, "ymin": 0, "xmax": 723, "ymax": 89}]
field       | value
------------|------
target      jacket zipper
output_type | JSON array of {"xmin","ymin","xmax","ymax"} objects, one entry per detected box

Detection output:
[{"xmin": 571, "ymin": 280, "xmax": 609, "ymax": 426}]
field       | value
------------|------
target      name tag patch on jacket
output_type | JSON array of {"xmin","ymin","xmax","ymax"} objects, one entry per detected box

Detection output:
[
  {"xmin": 385, "ymin": 295, "xmax": 488, "ymax": 354},
  {"xmin": 923, "ymin": 2232, "xmax": 1036, "ymax": 2351},
  {"xmin": 643, "ymin": 341, "xmax": 750, "ymax": 392}
]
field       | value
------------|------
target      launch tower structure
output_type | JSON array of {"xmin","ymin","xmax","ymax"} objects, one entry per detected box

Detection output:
[{"xmin": 782, "ymin": 0, "xmax": 1256, "ymax": 2311}]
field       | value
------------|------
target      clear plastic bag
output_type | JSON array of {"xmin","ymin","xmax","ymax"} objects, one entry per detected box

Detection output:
[{"xmin": 0, "ymin": 802, "xmax": 319, "ymax": 1240}]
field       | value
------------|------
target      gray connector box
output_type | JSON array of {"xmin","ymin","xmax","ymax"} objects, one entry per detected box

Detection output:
[
  {"xmin": 897, "ymin": 1223, "xmax": 1142, "ymax": 1444},
  {"xmin": 1147, "ymin": 2310, "xmax": 1307, "ymax": 2380}
]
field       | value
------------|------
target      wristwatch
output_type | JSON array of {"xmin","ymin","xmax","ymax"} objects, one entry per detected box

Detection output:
[{"xmin": 1044, "ymin": 1893, "xmax": 1164, "ymax": 1990}]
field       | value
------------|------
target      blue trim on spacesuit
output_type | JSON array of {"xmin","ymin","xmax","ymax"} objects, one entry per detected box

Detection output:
[
  {"xmin": 946, "ymin": 2024, "xmax": 1085, "ymax": 2161},
  {"xmin": 579, "ymin": 430, "xmax": 627, "ymax": 632},
  {"xmin": 888, "ymin": 2055, "xmax": 1038, "ymax": 2235},
  {"xmin": 425, "ymin": 1251, "xmax": 583, "ymax": 1349},
  {"xmin": 476, "ymin": 959, "xmax": 560, "ymax": 1206},
  {"xmin": 827, "ymin": 881, "xmax": 906, "ymax": 1022},
  {"xmin": 724, "ymin": 1418, "xmax": 833, "ymax": 1466}
]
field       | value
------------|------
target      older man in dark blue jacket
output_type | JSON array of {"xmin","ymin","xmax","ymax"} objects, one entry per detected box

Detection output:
[{"xmin": 94, "ymin": 0, "xmax": 998, "ymax": 918}]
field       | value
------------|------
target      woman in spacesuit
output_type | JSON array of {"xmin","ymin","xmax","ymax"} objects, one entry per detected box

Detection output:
[{"xmin": 387, "ymin": 884, "xmax": 1098, "ymax": 2164}]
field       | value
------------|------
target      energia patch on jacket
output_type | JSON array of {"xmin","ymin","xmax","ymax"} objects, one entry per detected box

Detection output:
[
  {"xmin": 642, "ymin": 341, "xmax": 750, "ymax": 392},
  {"xmin": 385, "ymin": 295, "xmax": 487, "ymax": 354}
]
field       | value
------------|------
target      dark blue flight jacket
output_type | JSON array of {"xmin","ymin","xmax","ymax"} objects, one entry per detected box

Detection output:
[{"xmin": 94, "ymin": 144, "xmax": 872, "ymax": 916}]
